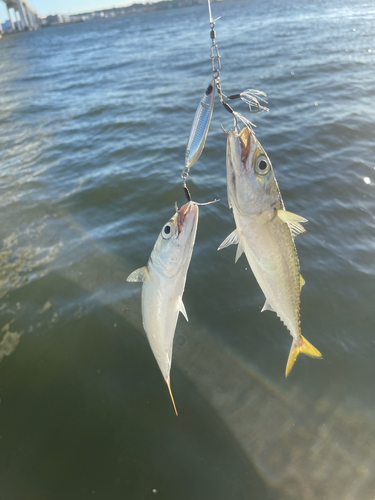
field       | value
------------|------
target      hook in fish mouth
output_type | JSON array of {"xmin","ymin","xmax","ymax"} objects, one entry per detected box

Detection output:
[
  {"xmin": 177, "ymin": 202, "xmax": 193, "ymax": 235},
  {"xmin": 238, "ymin": 126, "xmax": 251, "ymax": 163}
]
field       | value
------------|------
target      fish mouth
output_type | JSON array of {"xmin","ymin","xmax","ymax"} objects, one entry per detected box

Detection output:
[
  {"xmin": 177, "ymin": 201, "xmax": 197, "ymax": 235},
  {"xmin": 238, "ymin": 126, "xmax": 251, "ymax": 163}
]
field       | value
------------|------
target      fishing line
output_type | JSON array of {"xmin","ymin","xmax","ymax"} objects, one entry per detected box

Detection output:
[
  {"xmin": 180, "ymin": 0, "xmax": 268, "ymax": 200},
  {"xmin": 194, "ymin": 198, "xmax": 220, "ymax": 206},
  {"xmin": 183, "ymin": 183, "xmax": 191, "ymax": 202},
  {"xmin": 207, "ymin": 0, "xmax": 268, "ymax": 117},
  {"xmin": 183, "ymin": 182, "xmax": 219, "ymax": 206}
]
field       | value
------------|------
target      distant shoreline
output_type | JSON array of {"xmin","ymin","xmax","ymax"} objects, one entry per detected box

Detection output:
[
  {"xmin": 1, "ymin": 0, "xmax": 235, "ymax": 35},
  {"xmin": 40, "ymin": 0, "xmax": 234, "ymax": 29}
]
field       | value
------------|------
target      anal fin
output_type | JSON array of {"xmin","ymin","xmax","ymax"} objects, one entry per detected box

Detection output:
[{"xmin": 285, "ymin": 335, "xmax": 322, "ymax": 377}]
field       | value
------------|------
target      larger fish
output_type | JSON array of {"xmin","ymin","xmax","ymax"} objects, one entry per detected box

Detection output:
[
  {"xmin": 219, "ymin": 126, "xmax": 321, "ymax": 376},
  {"xmin": 127, "ymin": 201, "xmax": 199, "ymax": 414}
]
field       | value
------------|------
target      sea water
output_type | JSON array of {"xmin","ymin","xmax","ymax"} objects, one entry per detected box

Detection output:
[{"xmin": 0, "ymin": 1, "xmax": 375, "ymax": 498}]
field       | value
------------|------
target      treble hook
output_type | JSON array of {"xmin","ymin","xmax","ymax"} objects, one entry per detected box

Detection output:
[
  {"xmin": 227, "ymin": 93, "xmax": 261, "ymax": 113},
  {"xmin": 249, "ymin": 100, "xmax": 260, "ymax": 113}
]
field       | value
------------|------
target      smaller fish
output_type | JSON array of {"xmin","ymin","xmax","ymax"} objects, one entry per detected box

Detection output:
[
  {"xmin": 127, "ymin": 201, "xmax": 199, "ymax": 415},
  {"xmin": 185, "ymin": 79, "xmax": 215, "ymax": 170}
]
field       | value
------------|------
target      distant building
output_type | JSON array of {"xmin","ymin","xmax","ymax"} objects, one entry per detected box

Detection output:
[
  {"xmin": 1, "ymin": 20, "xmax": 12, "ymax": 31},
  {"xmin": 41, "ymin": 15, "xmax": 59, "ymax": 26},
  {"xmin": 57, "ymin": 14, "xmax": 71, "ymax": 24}
]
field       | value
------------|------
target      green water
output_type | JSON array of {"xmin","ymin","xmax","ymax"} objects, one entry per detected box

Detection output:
[{"xmin": 1, "ymin": 0, "xmax": 375, "ymax": 498}]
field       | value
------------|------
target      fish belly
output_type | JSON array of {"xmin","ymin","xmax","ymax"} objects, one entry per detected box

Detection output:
[
  {"xmin": 141, "ymin": 272, "xmax": 180, "ymax": 379},
  {"xmin": 235, "ymin": 209, "xmax": 301, "ymax": 339}
]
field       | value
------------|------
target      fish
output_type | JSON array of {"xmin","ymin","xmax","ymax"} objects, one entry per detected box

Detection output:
[
  {"xmin": 185, "ymin": 79, "xmax": 215, "ymax": 170},
  {"xmin": 218, "ymin": 126, "xmax": 322, "ymax": 376},
  {"xmin": 126, "ymin": 201, "xmax": 199, "ymax": 414}
]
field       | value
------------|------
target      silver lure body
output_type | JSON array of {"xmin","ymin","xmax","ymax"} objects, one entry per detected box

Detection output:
[{"xmin": 185, "ymin": 79, "xmax": 215, "ymax": 170}]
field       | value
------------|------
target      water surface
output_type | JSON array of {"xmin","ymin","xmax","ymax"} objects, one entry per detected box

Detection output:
[{"xmin": 0, "ymin": 1, "xmax": 375, "ymax": 498}]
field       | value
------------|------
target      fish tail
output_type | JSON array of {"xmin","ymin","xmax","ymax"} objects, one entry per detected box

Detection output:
[
  {"xmin": 285, "ymin": 335, "xmax": 322, "ymax": 377},
  {"xmin": 165, "ymin": 376, "xmax": 178, "ymax": 416}
]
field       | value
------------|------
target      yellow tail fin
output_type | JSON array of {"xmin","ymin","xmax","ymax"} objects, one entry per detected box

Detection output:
[
  {"xmin": 285, "ymin": 335, "xmax": 322, "ymax": 377},
  {"xmin": 165, "ymin": 376, "xmax": 178, "ymax": 416}
]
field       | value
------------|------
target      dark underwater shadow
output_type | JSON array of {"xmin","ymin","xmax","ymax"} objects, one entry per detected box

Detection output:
[{"xmin": 0, "ymin": 273, "xmax": 274, "ymax": 500}]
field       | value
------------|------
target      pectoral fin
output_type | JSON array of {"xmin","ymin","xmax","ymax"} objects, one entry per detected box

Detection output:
[
  {"xmin": 126, "ymin": 266, "xmax": 149, "ymax": 282},
  {"xmin": 289, "ymin": 221, "xmax": 306, "ymax": 238},
  {"xmin": 277, "ymin": 210, "xmax": 307, "ymax": 238},
  {"xmin": 300, "ymin": 275, "xmax": 305, "ymax": 289},
  {"xmin": 277, "ymin": 210, "xmax": 308, "ymax": 224},
  {"xmin": 179, "ymin": 299, "xmax": 188, "ymax": 322},
  {"xmin": 217, "ymin": 230, "xmax": 239, "ymax": 251},
  {"xmin": 285, "ymin": 335, "xmax": 322, "ymax": 377}
]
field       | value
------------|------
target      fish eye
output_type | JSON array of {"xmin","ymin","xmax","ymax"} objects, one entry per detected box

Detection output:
[
  {"xmin": 255, "ymin": 156, "xmax": 270, "ymax": 175},
  {"xmin": 206, "ymin": 84, "xmax": 213, "ymax": 95},
  {"xmin": 162, "ymin": 222, "xmax": 173, "ymax": 240}
]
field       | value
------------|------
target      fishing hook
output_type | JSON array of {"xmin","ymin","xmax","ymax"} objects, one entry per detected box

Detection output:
[
  {"xmin": 219, "ymin": 98, "xmax": 239, "ymax": 128},
  {"xmin": 183, "ymin": 182, "xmax": 192, "ymax": 202},
  {"xmin": 194, "ymin": 198, "xmax": 220, "ymax": 206},
  {"xmin": 221, "ymin": 100, "xmax": 235, "ymax": 115},
  {"xmin": 183, "ymin": 180, "xmax": 219, "ymax": 206},
  {"xmin": 227, "ymin": 93, "xmax": 261, "ymax": 114}
]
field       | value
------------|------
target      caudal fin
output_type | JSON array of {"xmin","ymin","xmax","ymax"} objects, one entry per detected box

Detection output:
[
  {"xmin": 285, "ymin": 335, "xmax": 322, "ymax": 377},
  {"xmin": 165, "ymin": 376, "xmax": 178, "ymax": 416}
]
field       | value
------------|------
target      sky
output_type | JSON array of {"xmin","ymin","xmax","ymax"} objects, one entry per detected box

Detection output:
[{"xmin": 0, "ymin": 0, "xmax": 142, "ymax": 24}]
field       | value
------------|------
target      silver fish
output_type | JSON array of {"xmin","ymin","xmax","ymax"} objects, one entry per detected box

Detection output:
[
  {"xmin": 127, "ymin": 201, "xmax": 199, "ymax": 413},
  {"xmin": 185, "ymin": 79, "xmax": 215, "ymax": 170},
  {"xmin": 219, "ymin": 126, "xmax": 321, "ymax": 376}
]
